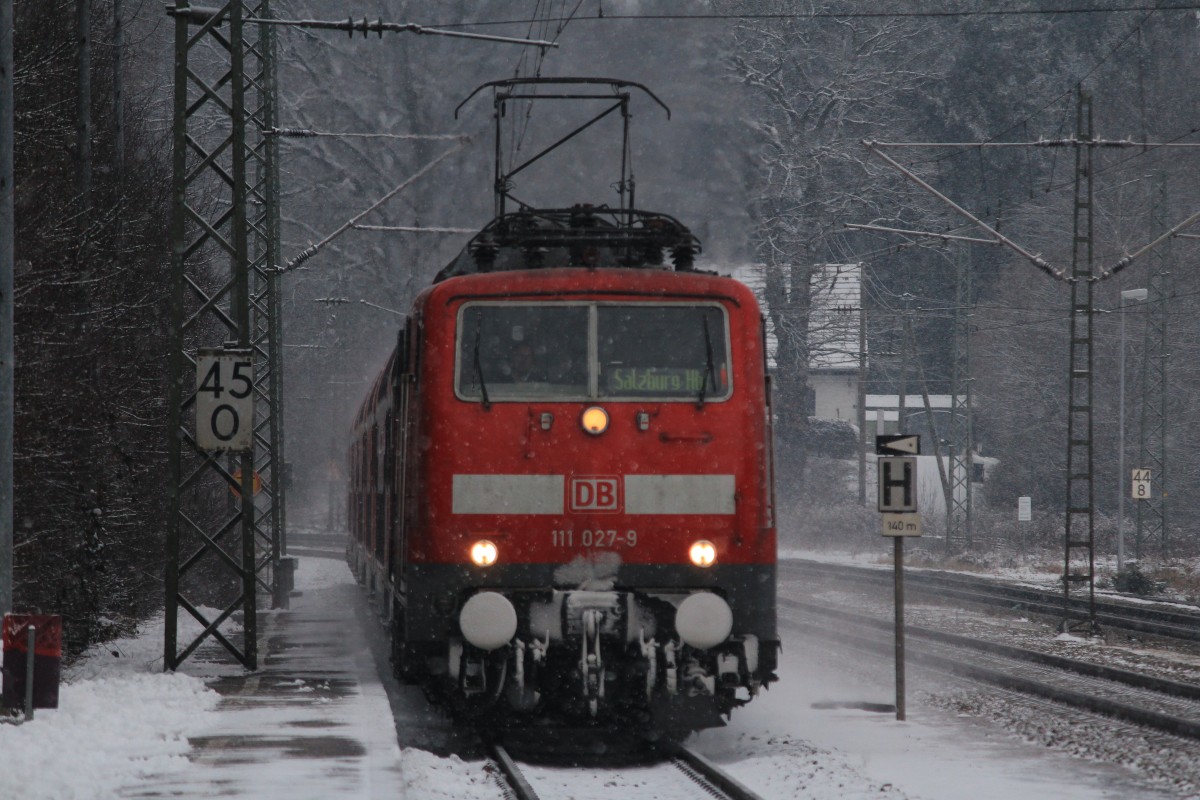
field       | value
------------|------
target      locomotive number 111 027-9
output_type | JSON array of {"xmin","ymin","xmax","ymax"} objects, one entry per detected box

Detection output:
[{"xmin": 551, "ymin": 529, "xmax": 638, "ymax": 548}]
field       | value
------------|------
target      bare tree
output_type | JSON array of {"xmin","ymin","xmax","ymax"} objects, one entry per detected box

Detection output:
[
  {"xmin": 723, "ymin": 1, "xmax": 936, "ymax": 480},
  {"xmin": 12, "ymin": 0, "xmax": 173, "ymax": 653}
]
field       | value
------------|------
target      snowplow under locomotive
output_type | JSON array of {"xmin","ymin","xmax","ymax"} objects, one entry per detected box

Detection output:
[{"xmin": 347, "ymin": 79, "xmax": 778, "ymax": 734}]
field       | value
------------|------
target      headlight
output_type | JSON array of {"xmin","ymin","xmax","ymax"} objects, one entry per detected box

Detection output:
[
  {"xmin": 469, "ymin": 539, "xmax": 498, "ymax": 567},
  {"xmin": 581, "ymin": 406, "xmax": 609, "ymax": 435},
  {"xmin": 689, "ymin": 539, "xmax": 717, "ymax": 568}
]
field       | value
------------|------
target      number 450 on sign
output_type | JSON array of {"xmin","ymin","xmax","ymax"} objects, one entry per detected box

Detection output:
[{"xmin": 196, "ymin": 348, "xmax": 254, "ymax": 452}]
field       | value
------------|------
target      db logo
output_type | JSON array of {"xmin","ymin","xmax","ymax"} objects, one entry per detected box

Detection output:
[{"xmin": 569, "ymin": 476, "xmax": 621, "ymax": 513}]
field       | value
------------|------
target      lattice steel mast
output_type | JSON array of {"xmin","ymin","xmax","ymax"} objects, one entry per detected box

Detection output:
[
  {"xmin": 946, "ymin": 248, "xmax": 974, "ymax": 549},
  {"xmin": 1136, "ymin": 173, "xmax": 1170, "ymax": 559},
  {"xmin": 165, "ymin": 2, "xmax": 283, "ymax": 671},
  {"xmin": 1061, "ymin": 92, "xmax": 1099, "ymax": 633},
  {"xmin": 248, "ymin": 4, "xmax": 287, "ymax": 603}
]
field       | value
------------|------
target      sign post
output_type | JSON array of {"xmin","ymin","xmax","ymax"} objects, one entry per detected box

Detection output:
[
  {"xmin": 1129, "ymin": 469, "xmax": 1151, "ymax": 566},
  {"xmin": 877, "ymin": 437, "xmax": 921, "ymax": 721},
  {"xmin": 1018, "ymin": 496, "xmax": 1032, "ymax": 556}
]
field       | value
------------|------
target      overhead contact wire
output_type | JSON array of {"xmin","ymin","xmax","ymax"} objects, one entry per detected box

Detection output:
[{"xmin": 281, "ymin": 140, "xmax": 469, "ymax": 272}]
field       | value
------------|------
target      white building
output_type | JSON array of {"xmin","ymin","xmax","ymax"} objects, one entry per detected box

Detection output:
[
  {"xmin": 732, "ymin": 262, "xmax": 988, "ymax": 506},
  {"xmin": 733, "ymin": 263, "xmax": 963, "ymax": 436},
  {"xmin": 731, "ymin": 262, "xmax": 864, "ymax": 421},
  {"xmin": 807, "ymin": 264, "xmax": 862, "ymax": 422}
]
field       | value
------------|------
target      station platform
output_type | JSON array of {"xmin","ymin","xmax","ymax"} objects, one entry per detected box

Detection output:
[{"xmin": 124, "ymin": 557, "xmax": 410, "ymax": 799}]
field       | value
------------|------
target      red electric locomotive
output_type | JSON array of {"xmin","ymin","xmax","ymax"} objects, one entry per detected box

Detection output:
[{"xmin": 348, "ymin": 79, "xmax": 778, "ymax": 734}]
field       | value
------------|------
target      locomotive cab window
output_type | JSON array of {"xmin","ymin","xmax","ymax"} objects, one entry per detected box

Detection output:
[
  {"xmin": 457, "ymin": 304, "xmax": 590, "ymax": 401},
  {"xmin": 455, "ymin": 302, "xmax": 731, "ymax": 402},
  {"xmin": 597, "ymin": 305, "xmax": 729, "ymax": 401}
]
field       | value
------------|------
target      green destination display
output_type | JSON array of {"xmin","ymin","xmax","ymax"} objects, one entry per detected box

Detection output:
[{"xmin": 607, "ymin": 367, "xmax": 707, "ymax": 393}]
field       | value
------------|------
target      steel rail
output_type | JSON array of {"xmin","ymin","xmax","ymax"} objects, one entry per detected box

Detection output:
[
  {"xmin": 485, "ymin": 737, "xmax": 766, "ymax": 800},
  {"xmin": 781, "ymin": 559, "xmax": 1200, "ymax": 640},
  {"xmin": 659, "ymin": 741, "xmax": 768, "ymax": 800},
  {"xmin": 781, "ymin": 599, "xmax": 1200, "ymax": 741},
  {"xmin": 288, "ymin": 531, "xmax": 349, "ymax": 548},
  {"xmin": 782, "ymin": 597, "xmax": 1200, "ymax": 700},
  {"xmin": 485, "ymin": 741, "xmax": 542, "ymax": 800}
]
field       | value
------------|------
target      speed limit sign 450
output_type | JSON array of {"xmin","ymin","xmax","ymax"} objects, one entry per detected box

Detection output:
[{"xmin": 196, "ymin": 348, "xmax": 254, "ymax": 452}]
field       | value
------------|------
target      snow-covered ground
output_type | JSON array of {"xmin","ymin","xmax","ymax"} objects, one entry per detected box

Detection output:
[
  {"xmin": 0, "ymin": 609, "xmax": 223, "ymax": 798},
  {"xmin": 0, "ymin": 549, "xmax": 1189, "ymax": 799}
]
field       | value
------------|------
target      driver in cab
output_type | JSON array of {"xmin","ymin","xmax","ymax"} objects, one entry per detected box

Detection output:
[{"xmin": 505, "ymin": 342, "xmax": 539, "ymax": 383}]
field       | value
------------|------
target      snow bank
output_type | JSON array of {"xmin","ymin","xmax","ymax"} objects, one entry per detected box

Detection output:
[{"xmin": 0, "ymin": 671, "xmax": 218, "ymax": 799}]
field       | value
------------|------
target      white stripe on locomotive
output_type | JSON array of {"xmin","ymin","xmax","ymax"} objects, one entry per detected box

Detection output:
[{"xmin": 451, "ymin": 474, "xmax": 735, "ymax": 515}]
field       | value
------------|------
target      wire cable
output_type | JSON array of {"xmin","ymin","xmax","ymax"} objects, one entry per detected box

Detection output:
[
  {"xmin": 281, "ymin": 140, "xmax": 469, "ymax": 273},
  {"xmin": 432, "ymin": 5, "xmax": 1200, "ymax": 27},
  {"xmin": 506, "ymin": 0, "xmax": 585, "ymax": 173}
]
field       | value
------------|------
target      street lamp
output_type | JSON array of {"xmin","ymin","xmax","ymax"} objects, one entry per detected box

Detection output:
[{"xmin": 1117, "ymin": 287, "xmax": 1147, "ymax": 573}]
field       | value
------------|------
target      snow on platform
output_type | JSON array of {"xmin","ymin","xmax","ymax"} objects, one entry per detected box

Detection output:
[{"xmin": 0, "ymin": 556, "xmax": 406, "ymax": 800}]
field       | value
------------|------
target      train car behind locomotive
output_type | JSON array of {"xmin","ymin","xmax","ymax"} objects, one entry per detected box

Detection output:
[{"xmin": 348, "ymin": 79, "xmax": 778, "ymax": 735}]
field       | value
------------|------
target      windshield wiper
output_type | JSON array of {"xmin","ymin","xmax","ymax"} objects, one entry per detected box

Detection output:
[
  {"xmin": 473, "ymin": 319, "xmax": 491, "ymax": 410},
  {"xmin": 698, "ymin": 312, "xmax": 717, "ymax": 409}
]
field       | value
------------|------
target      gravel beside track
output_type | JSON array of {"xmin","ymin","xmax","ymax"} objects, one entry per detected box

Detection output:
[{"xmin": 783, "ymin": 597, "xmax": 1200, "ymax": 741}]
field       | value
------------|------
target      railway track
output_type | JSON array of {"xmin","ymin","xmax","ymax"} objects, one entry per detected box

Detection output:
[
  {"xmin": 284, "ymin": 530, "xmax": 348, "ymax": 560},
  {"xmin": 287, "ymin": 530, "xmax": 348, "ymax": 550},
  {"xmin": 484, "ymin": 739, "xmax": 767, "ymax": 800},
  {"xmin": 487, "ymin": 741, "xmax": 542, "ymax": 800},
  {"xmin": 780, "ymin": 596, "xmax": 1200, "ymax": 741},
  {"xmin": 781, "ymin": 558, "xmax": 1200, "ymax": 641}
]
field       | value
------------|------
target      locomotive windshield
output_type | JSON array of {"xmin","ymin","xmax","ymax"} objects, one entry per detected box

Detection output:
[{"xmin": 455, "ymin": 302, "xmax": 731, "ymax": 402}]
